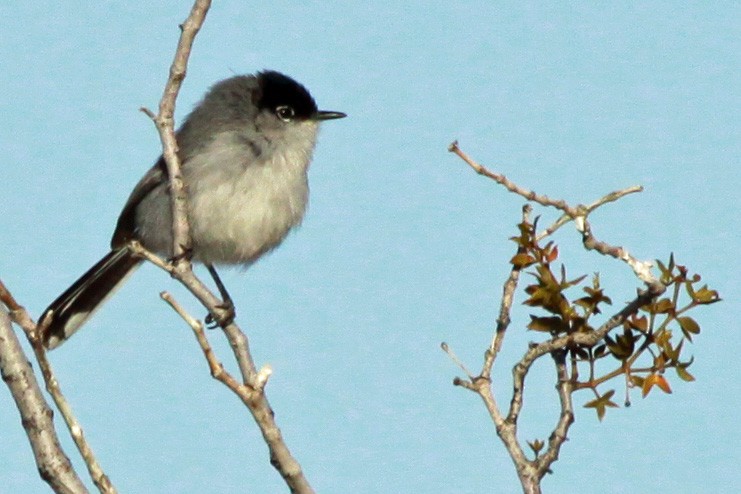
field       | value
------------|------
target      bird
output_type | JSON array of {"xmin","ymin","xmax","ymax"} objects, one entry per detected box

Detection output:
[{"xmin": 39, "ymin": 70, "xmax": 346, "ymax": 349}]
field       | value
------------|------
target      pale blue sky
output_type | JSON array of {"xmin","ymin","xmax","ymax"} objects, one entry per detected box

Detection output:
[{"xmin": 1, "ymin": 2, "xmax": 738, "ymax": 493}]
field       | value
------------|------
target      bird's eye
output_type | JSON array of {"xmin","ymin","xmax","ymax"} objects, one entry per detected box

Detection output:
[{"xmin": 275, "ymin": 105, "xmax": 295, "ymax": 122}]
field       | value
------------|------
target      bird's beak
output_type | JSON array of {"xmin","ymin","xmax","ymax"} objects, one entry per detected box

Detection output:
[{"xmin": 316, "ymin": 110, "xmax": 347, "ymax": 121}]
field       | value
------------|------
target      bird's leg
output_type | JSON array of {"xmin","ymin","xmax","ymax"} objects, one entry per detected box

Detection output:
[
  {"xmin": 204, "ymin": 263, "xmax": 236, "ymax": 328},
  {"xmin": 167, "ymin": 245, "xmax": 194, "ymax": 265}
]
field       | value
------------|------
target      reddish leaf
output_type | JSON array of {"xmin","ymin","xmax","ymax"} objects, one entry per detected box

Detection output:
[
  {"xmin": 642, "ymin": 374, "xmax": 658, "ymax": 397},
  {"xmin": 642, "ymin": 373, "xmax": 673, "ymax": 397},
  {"xmin": 511, "ymin": 253, "xmax": 536, "ymax": 268},
  {"xmin": 655, "ymin": 375, "xmax": 672, "ymax": 394}
]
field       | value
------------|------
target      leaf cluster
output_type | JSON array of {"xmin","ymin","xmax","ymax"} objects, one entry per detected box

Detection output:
[{"xmin": 510, "ymin": 218, "xmax": 720, "ymax": 420}]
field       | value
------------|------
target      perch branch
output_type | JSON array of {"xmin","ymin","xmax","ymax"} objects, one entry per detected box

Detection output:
[
  {"xmin": 132, "ymin": 3, "xmax": 314, "ymax": 489},
  {"xmin": 140, "ymin": 0, "xmax": 213, "ymax": 261}
]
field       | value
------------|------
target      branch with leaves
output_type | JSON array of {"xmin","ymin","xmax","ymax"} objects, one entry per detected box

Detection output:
[{"xmin": 444, "ymin": 142, "xmax": 720, "ymax": 494}]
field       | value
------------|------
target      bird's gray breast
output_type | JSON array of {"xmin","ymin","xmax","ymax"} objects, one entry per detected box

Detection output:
[{"xmin": 135, "ymin": 130, "xmax": 311, "ymax": 265}]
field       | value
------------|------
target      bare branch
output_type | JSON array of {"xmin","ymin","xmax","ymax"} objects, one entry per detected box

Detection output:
[
  {"xmin": 159, "ymin": 286, "xmax": 309, "ymax": 492},
  {"xmin": 127, "ymin": 240, "xmax": 258, "ymax": 382},
  {"xmin": 537, "ymin": 185, "xmax": 643, "ymax": 241},
  {"xmin": 535, "ymin": 351, "xmax": 574, "ymax": 477},
  {"xmin": 577, "ymin": 218, "xmax": 661, "ymax": 288},
  {"xmin": 31, "ymin": 346, "xmax": 116, "ymax": 493},
  {"xmin": 481, "ymin": 204, "xmax": 531, "ymax": 379},
  {"xmin": 141, "ymin": 0, "xmax": 212, "ymax": 262},
  {"xmin": 450, "ymin": 142, "xmax": 660, "ymax": 289},
  {"xmin": 128, "ymin": 232, "xmax": 313, "ymax": 493},
  {"xmin": 449, "ymin": 141, "xmax": 580, "ymax": 216},
  {"xmin": 1, "ymin": 280, "xmax": 116, "ymax": 493},
  {"xmin": 0, "ymin": 306, "xmax": 87, "ymax": 494},
  {"xmin": 160, "ymin": 291, "xmax": 249, "ymax": 392}
]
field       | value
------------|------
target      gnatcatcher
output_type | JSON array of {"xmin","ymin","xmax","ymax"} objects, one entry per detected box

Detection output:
[{"xmin": 40, "ymin": 70, "xmax": 345, "ymax": 349}]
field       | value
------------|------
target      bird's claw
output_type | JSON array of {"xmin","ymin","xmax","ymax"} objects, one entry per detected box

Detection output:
[{"xmin": 205, "ymin": 301, "xmax": 236, "ymax": 329}]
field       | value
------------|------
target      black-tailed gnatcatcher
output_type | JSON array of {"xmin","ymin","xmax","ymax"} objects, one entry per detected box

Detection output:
[{"xmin": 40, "ymin": 70, "xmax": 345, "ymax": 349}]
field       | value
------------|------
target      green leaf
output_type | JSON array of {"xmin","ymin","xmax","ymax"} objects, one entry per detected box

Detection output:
[
  {"xmin": 605, "ymin": 331, "xmax": 635, "ymax": 360},
  {"xmin": 575, "ymin": 285, "xmax": 613, "ymax": 315},
  {"xmin": 528, "ymin": 316, "xmax": 566, "ymax": 333},
  {"xmin": 527, "ymin": 439, "xmax": 545, "ymax": 456},
  {"xmin": 665, "ymin": 339, "xmax": 683, "ymax": 362},
  {"xmin": 511, "ymin": 253, "xmax": 536, "ymax": 268},
  {"xmin": 584, "ymin": 390, "xmax": 619, "ymax": 421},
  {"xmin": 629, "ymin": 375, "xmax": 645, "ymax": 388},
  {"xmin": 626, "ymin": 315, "xmax": 648, "ymax": 333},
  {"xmin": 676, "ymin": 365, "xmax": 695, "ymax": 382},
  {"xmin": 656, "ymin": 258, "xmax": 672, "ymax": 284},
  {"xmin": 653, "ymin": 298, "xmax": 675, "ymax": 314},
  {"xmin": 561, "ymin": 273, "xmax": 587, "ymax": 290},
  {"xmin": 677, "ymin": 316, "xmax": 701, "ymax": 341},
  {"xmin": 693, "ymin": 285, "xmax": 721, "ymax": 305},
  {"xmin": 653, "ymin": 329, "xmax": 672, "ymax": 348}
]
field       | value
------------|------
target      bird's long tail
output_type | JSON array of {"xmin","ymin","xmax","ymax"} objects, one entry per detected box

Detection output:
[{"xmin": 40, "ymin": 249, "xmax": 141, "ymax": 349}]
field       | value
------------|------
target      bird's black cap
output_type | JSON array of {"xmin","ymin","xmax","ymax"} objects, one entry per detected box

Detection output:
[{"xmin": 256, "ymin": 70, "xmax": 345, "ymax": 121}]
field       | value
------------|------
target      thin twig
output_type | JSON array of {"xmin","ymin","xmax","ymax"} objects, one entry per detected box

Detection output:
[
  {"xmin": 578, "ymin": 219, "xmax": 661, "ymax": 288},
  {"xmin": 160, "ymin": 291, "xmax": 248, "ymax": 392},
  {"xmin": 159, "ymin": 292, "xmax": 305, "ymax": 491},
  {"xmin": 535, "ymin": 350, "xmax": 574, "ymax": 477},
  {"xmin": 32, "ymin": 345, "xmax": 117, "ymax": 493},
  {"xmin": 481, "ymin": 204, "xmax": 531, "ymax": 379},
  {"xmin": 440, "ymin": 342, "xmax": 474, "ymax": 381},
  {"xmin": 450, "ymin": 141, "xmax": 660, "ymax": 289},
  {"xmin": 536, "ymin": 185, "xmax": 643, "ymax": 241},
  {"xmin": 449, "ymin": 141, "xmax": 580, "ymax": 216},
  {"xmin": 127, "ymin": 240, "xmax": 259, "ymax": 382},
  {"xmin": 507, "ymin": 286, "xmax": 662, "ymax": 424},
  {"xmin": 141, "ymin": 0, "xmax": 213, "ymax": 261}
]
